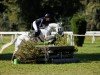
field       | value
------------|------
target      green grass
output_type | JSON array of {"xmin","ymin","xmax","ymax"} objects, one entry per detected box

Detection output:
[
  {"xmin": 0, "ymin": 35, "xmax": 12, "ymax": 48},
  {"xmin": 0, "ymin": 36, "xmax": 100, "ymax": 75}
]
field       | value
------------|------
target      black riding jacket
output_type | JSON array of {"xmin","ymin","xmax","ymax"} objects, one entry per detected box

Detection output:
[
  {"xmin": 36, "ymin": 17, "xmax": 49, "ymax": 29},
  {"xmin": 34, "ymin": 17, "xmax": 56, "ymax": 30}
]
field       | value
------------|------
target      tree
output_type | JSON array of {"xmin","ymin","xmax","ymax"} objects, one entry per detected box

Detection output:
[
  {"xmin": 70, "ymin": 13, "xmax": 87, "ymax": 46},
  {"xmin": 1, "ymin": 14, "xmax": 10, "ymax": 31},
  {"xmin": 0, "ymin": 3, "xmax": 6, "ymax": 13},
  {"xmin": 0, "ymin": 0, "xmax": 20, "ymax": 31},
  {"xmin": 85, "ymin": 2, "xmax": 100, "ymax": 31},
  {"xmin": 17, "ymin": 0, "xmax": 83, "ymax": 30},
  {"xmin": 94, "ymin": 8, "xmax": 100, "ymax": 30},
  {"xmin": 0, "ymin": 0, "xmax": 84, "ymax": 31},
  {"xmin": 17, "ymin": 0, "xmax": 42, "ymax": 30}
]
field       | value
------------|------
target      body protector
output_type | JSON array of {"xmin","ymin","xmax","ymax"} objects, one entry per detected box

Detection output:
[
  {"xmin": 32, "ymin": 17, "xmax": 53, "ymax": 37},
  {"xmin": 32, "ymin": 17, "xmax": 50, "ymax": 32}
]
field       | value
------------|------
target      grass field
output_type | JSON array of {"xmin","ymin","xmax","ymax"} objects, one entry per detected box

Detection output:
[{"xmin": 0, "ymin": 36, "xmax": 100, "ymax": 75}]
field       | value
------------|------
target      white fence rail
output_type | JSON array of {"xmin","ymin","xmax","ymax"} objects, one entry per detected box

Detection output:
[
  {"xmin": 0, "ymin": 32, "xmax": 28, "ymax": 43},
  {"xmin": 66, "ymin": 31, "xmax": 100, "ymax": 46},
  {"xmin": 0, "ymin": 31, "xmax": 100, "ymax": 46}
]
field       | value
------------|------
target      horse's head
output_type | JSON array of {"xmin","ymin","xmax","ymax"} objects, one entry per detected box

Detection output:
[
  {"xmin": 57, "ymin": 22, "xmax": 64, "ymax": 36},
  {"xmin": 48, "ymin": 22, "xmax": 64, "ymax": 36}
]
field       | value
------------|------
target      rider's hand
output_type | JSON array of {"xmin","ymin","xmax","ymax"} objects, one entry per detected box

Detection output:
[{"xmin": 35, "ymin": 30, "xmax": 40, "ymax": 37}]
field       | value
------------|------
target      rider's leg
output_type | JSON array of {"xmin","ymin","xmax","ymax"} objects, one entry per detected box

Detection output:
[{"xmin": 37, "ymin": 34, "xmax": 45, "ymax": 42}]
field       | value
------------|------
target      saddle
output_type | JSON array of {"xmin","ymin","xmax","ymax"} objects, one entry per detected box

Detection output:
[
  {"xmin": 29, "ymin": 30, "xmax": 56, "ymax": 44},
  {"xmin": 29, "ymin": 30, "xmax": 44, "ymax": 42}
]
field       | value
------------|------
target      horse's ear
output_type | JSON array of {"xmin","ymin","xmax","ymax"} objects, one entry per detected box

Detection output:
[
  {"xmin": 60, "ymin": 22, "xmax": 62, "ymax": 25},
  {"xmin": 58, "ymin": 22, "xmax": 62, "ymax": 25}
]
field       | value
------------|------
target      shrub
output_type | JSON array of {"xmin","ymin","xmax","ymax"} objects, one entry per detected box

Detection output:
[
  {"xmin": 70, "ymin": 13, "xmax": 87, "ymax": 46},
  {"xmin": 14, "ymin": 35, "xmax": 68, "ymax": 63},
  {"xmin": 14, "ymin": 40, "xmax": 44, "ymax": 63},
  {"xmin": 54, "ymin": 34, "xmax": 68, "ymax": 46}
]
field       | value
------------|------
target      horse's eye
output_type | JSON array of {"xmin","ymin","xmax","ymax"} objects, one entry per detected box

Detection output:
[{"xmin": 58, "ymin": 28, "xmax": 61, "ymax": 31}]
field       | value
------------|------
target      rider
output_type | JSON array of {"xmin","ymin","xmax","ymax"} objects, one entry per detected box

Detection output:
[{"xmin": 32, "ymin": 13, "xmax": 56, "ymax": 37}]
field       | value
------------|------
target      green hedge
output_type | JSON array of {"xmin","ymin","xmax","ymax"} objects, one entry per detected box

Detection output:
[{"xmin": 70, "ymin": 13, "xmax": 87, "ymax": 46}]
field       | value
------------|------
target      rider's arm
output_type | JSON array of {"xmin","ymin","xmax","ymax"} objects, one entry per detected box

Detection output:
[{"xmin": 32, "ymin": 21, "xmax": 38, "ymax": 32}]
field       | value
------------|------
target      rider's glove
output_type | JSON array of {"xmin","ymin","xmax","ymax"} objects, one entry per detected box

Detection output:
[{"xmin": 35, "ymin": 30, "xmax": 41, "ymax": 37}]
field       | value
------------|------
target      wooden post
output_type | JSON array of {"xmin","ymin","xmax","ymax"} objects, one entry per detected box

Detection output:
[
  {"xmin": 0, "ymin": 34, "xmax": 3, "ymax": 43},
  {"xmin": 70, "ymin": 34, "xmax": 74, "ymax": 46},
  {"xmin": 67, "ymin": 34, "xmax": 70, "ymax": 45},
  {"xmin": 15, "ymin": 34, "xmax": 18, "ymax": 39},
  {"xmin": 92, "ymin": 33, "xmax": 95, "ymax": 43},
  {"xmin": 11, "ymin": 35, "xmax": 14, "ymax": 42}
]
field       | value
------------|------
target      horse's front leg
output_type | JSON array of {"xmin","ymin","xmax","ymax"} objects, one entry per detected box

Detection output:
[{"xmin": 45, "ymin": 35, "xmax": 56, "ymax": 44}]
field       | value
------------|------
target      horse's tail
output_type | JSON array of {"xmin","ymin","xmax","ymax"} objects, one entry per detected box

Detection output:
[{"xmin": 0, "ymin": 38, "xmax": 17, "ymax": 54}]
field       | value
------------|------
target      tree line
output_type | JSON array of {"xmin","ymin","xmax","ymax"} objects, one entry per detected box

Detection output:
[{"xmin": 0, "ymin": 0, "xmax": 100, "ymax": 31}]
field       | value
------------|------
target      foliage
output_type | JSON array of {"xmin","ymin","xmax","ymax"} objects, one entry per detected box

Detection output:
[
  {"xmin": 0, "ymin": 0, "xmax": 84, "ymax": 31},
  {"xmin": 85, "ymin": 2, "xmax": 100, "ymax": 31},
  {"xmin": 0, "ymin": 0, "xmax": 21, "ymax": 31},
  {"xmin": 15, "ymin": 40, "xmax": 43, "ymax": 63},
  {"xmin": 94, "ymin": 8, "xmax": 100, "ymax": 30},
  {"xmin": 54, "ymin": 34, "xmax": 68, "ymax": 46},
  {"xmin": 71, "ymin": 13, "xmax": 87, "ymax": 34},
  {"xmin": 0, "ymin": 3, "xmax": 6, "ymax": 13},
  {"xmin": 0, "ymin": 0, "xmax": 99, "ymax": 31},
  {"xmin": 1, "ymin": 15, "xmax": 10, "ymax": 31},
  {"xmin": 70, "ymin": 13, "xmax": 87, "ymax": 46},
  {"xmin": 60, "ymin": 17, "xmax": 72, "ymax": 31},
  {"xmin": 40, "ymin": 0, "xmax": 83, "ymax": 31}
]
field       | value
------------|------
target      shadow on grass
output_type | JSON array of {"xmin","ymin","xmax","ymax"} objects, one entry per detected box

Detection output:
[
  {"xmin": 0, "ymin": 53, "xmax": 13, "ymax": 60},
  {"xmin": 76, "ymin": 53, "xmax": 100, "ymax": 63},
  {"xmin": 0, "ymin": 53, "xmax": 100, "ymax": 63}
]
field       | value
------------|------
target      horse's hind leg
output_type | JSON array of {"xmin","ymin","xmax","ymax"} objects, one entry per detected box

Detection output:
[{"xmin": 11, "ymin": 46, "xmax": 18, "ymax": 61}]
